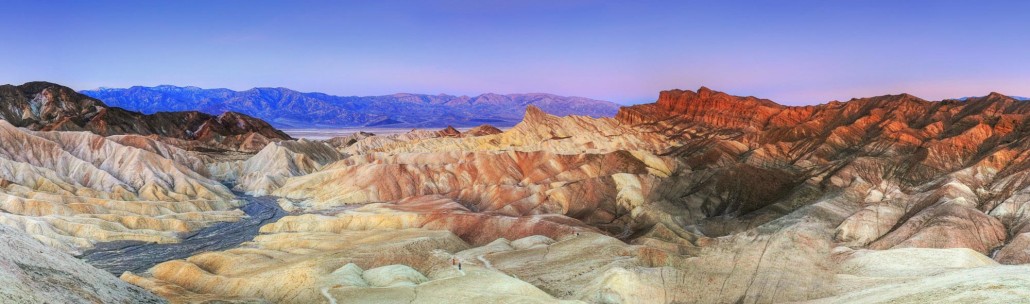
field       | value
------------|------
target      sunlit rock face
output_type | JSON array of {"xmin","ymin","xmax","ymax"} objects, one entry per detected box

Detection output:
[
  {"xmin": 615, "ymin": 88, "xmax": 1030, "ymax": 255},
  {"xmin": 0, "ymin": 120, "xmax": 244, "ymax": 255}
]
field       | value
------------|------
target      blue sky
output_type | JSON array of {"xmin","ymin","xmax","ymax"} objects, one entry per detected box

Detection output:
[{"xmin": 1, "ymin": 1, "xmax": 1027, "ymax": 105}]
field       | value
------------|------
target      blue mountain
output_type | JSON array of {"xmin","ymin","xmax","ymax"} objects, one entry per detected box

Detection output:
[{"xmin": 81, "ymin": 86, "xmax": 621, "ymax": 128}]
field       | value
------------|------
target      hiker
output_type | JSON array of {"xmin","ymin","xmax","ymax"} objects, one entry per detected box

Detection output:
[{"xmin": 458, "ymin": 262, "xmax": 462, "ymax": 270}]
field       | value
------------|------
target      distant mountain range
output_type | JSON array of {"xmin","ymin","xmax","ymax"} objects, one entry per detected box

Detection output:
[
  {"xmin": 81, "ymin": 86, "xmax": 621, "ymax": 128},
  {"xmin": 1, "ymin": 82, "xmax": 290, "ymax": 152},
  {"xmin": 955, "ymin": 95, "xmax": 1029, "ymax": 101}
]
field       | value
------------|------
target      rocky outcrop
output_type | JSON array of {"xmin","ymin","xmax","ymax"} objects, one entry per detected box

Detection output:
[
  {"xmin": 0, "ymin": 223, "xmax": 165, "ymax": 303},
  {"xmin": 465, "ymin": 124, "xmax": 503, "ymax": 136},
  {"xmin": 438, "ymin": 125, "xmax": 462, "ymax": 137},
  {"xmin": 431, "ymin": 124, "xmax": 503, "ymax": 138},
  {"xmin": 106, "ymin": 134, "xmax": 214, "ymax": 174},
  {"xmin": 617, "ymin": 86, "xmax": 785, "ymax": 131},
  {"xmin": 612, "ymin": 88, "xmax": 1030, "ymax": 256},
  {"xmin": 338, "ymin": 106, "xmax": 670, "ymax": 155},
  {"xmin": 0, "ymin": 82, "xmax": 291, "ymax": 152},
  {"xmin": 211, "ymin": 139, "xmax": 346, "ymax": 195},
  {"xmin": 325, "ymin": 131, "xmax": 375, "ymax": 149}
]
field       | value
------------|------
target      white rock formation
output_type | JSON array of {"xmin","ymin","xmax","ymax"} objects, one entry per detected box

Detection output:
[
  {"xmin": 0, "ymin": 223, "xmax": 165, "ymax": 303},
  {"xmin": 0, "ymin": 120, "xmax": 244, "ymax": 254}
]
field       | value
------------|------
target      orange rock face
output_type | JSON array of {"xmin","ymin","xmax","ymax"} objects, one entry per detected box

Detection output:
[{"xmin": 619, "ymin": 87, "xmax": 1030, "ymax": 257}]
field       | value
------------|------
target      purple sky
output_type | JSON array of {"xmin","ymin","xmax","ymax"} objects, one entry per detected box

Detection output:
[{"xmin": 1, "ymin": 1, "xmax": 1028, "ymax": 105}]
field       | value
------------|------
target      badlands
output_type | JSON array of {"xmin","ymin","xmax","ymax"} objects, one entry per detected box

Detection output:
[{"xmin": 4, "ymin": 82, "xmax": 1030, "ymax": 303}]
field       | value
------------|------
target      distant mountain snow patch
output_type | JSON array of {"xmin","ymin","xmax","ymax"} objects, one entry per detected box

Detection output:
[{"xmin": 81, "ymin": 86, "xmax": 621, "ymax": 128}]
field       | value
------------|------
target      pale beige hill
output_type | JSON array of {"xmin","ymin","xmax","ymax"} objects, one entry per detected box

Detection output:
[
  {"xmin": 261, "ymin": 195, "xmax": 593, "ymax": 245},
  {"xmin": 122, "ymin": 196, "xmax": 832, "ymax": 303},
  {"xmin": 120, "ymin": 198, "xmax": 661, "ymax": 303},
  {"xmin": 340, "ymin": 106, "xmax": 670, "ymax": 155},
  {"xmin": 339, "ymin": 129, "xmax": 447, "ymax": 154},
  {"xmin": 209, "ymin": 139, "xmax": 346, "ymax": 195},
  {"xmin": 273, "ymin": 150, "xmax": 681, "ymax": 237},
  {"xmin": 107, "ymin": 134, "xmax": 214, "ymax": 175},
  {"xmin": 0, "ymin": 120, "xmax": 244, "ymax": 254},
  {"xmin": 27, "ymin": 129, "xmax": 232, "ymax": 202},
  {"xmin": 0, "ymin": 223, "xmax": 165, "ymax": 303},
  {"xmin": 121, "ymin": 219, "xmax": 575, "ymax": 303},
  {"xmin": 805, "ymin": 247, "xmax": 1030, "ymax": 304}
]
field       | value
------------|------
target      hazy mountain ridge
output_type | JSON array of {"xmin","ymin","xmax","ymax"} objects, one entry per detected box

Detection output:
[
  {"xmin": 81, "ymin": 86, "xmax": 621, "ymax": 128},
  {"xmin": 0, "ymin": 82, "xmax": 291, "ymax": 152},
  {"xmin": 955, "ymin": 95, "xmax": 1029, "ymax": 101}
]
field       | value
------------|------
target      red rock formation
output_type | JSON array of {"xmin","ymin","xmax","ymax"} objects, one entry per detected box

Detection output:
[
  {"xmin": 616, "ymin": 87, "xmax": 1030, "ymax": 258},
  {"xmin": 437, "ymin": 125, "xmax": 462, "ymax": 137},
  {"xmin": 464, "ymin": 124, "xmax": 503, "ymax": 136}
]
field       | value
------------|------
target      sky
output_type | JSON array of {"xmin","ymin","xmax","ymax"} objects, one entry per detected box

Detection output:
[{"xmin": 0, "ymin": 0, "xmax": 1028, "ymax": 105}]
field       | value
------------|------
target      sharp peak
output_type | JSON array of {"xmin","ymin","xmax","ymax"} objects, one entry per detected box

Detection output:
[
  {"xmin": 948, "ymin": 92, "xmax": 1019, "ymax": 102},
  {"xmin": 986, "ymin": 91, "xmax": 1013, "ymax": 99},
  {"xmin": 884, "ymin": 93, "xmax": 924, "ymax": 100},
  {"xmin": 524, "ymin": 105, "xmax": 552, "ymax": 120},
  {"xmin": 848, "ymin": 93, "xmax": 928, "ymax": 103},
  {"xmin": 20, "ymin": 81, "xmax": 65, "ymax": 87},
  {"xmin": 476, "ymin": 92, "xmax": 507, "ymax": 97},
  {"xmin": 248, "ymin": 87, "xmax": 300, "ymax": 92},
  {"xmin": 16, "ymin": 81, "xmax": 72, "ymax": 89},
  {"xmin": 217, "ymin": 111, "xmax": 261, "ymax": 120},
  {"xmin": 13, "ymin": 81, "xmax": 81, "ymax": 94}
]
